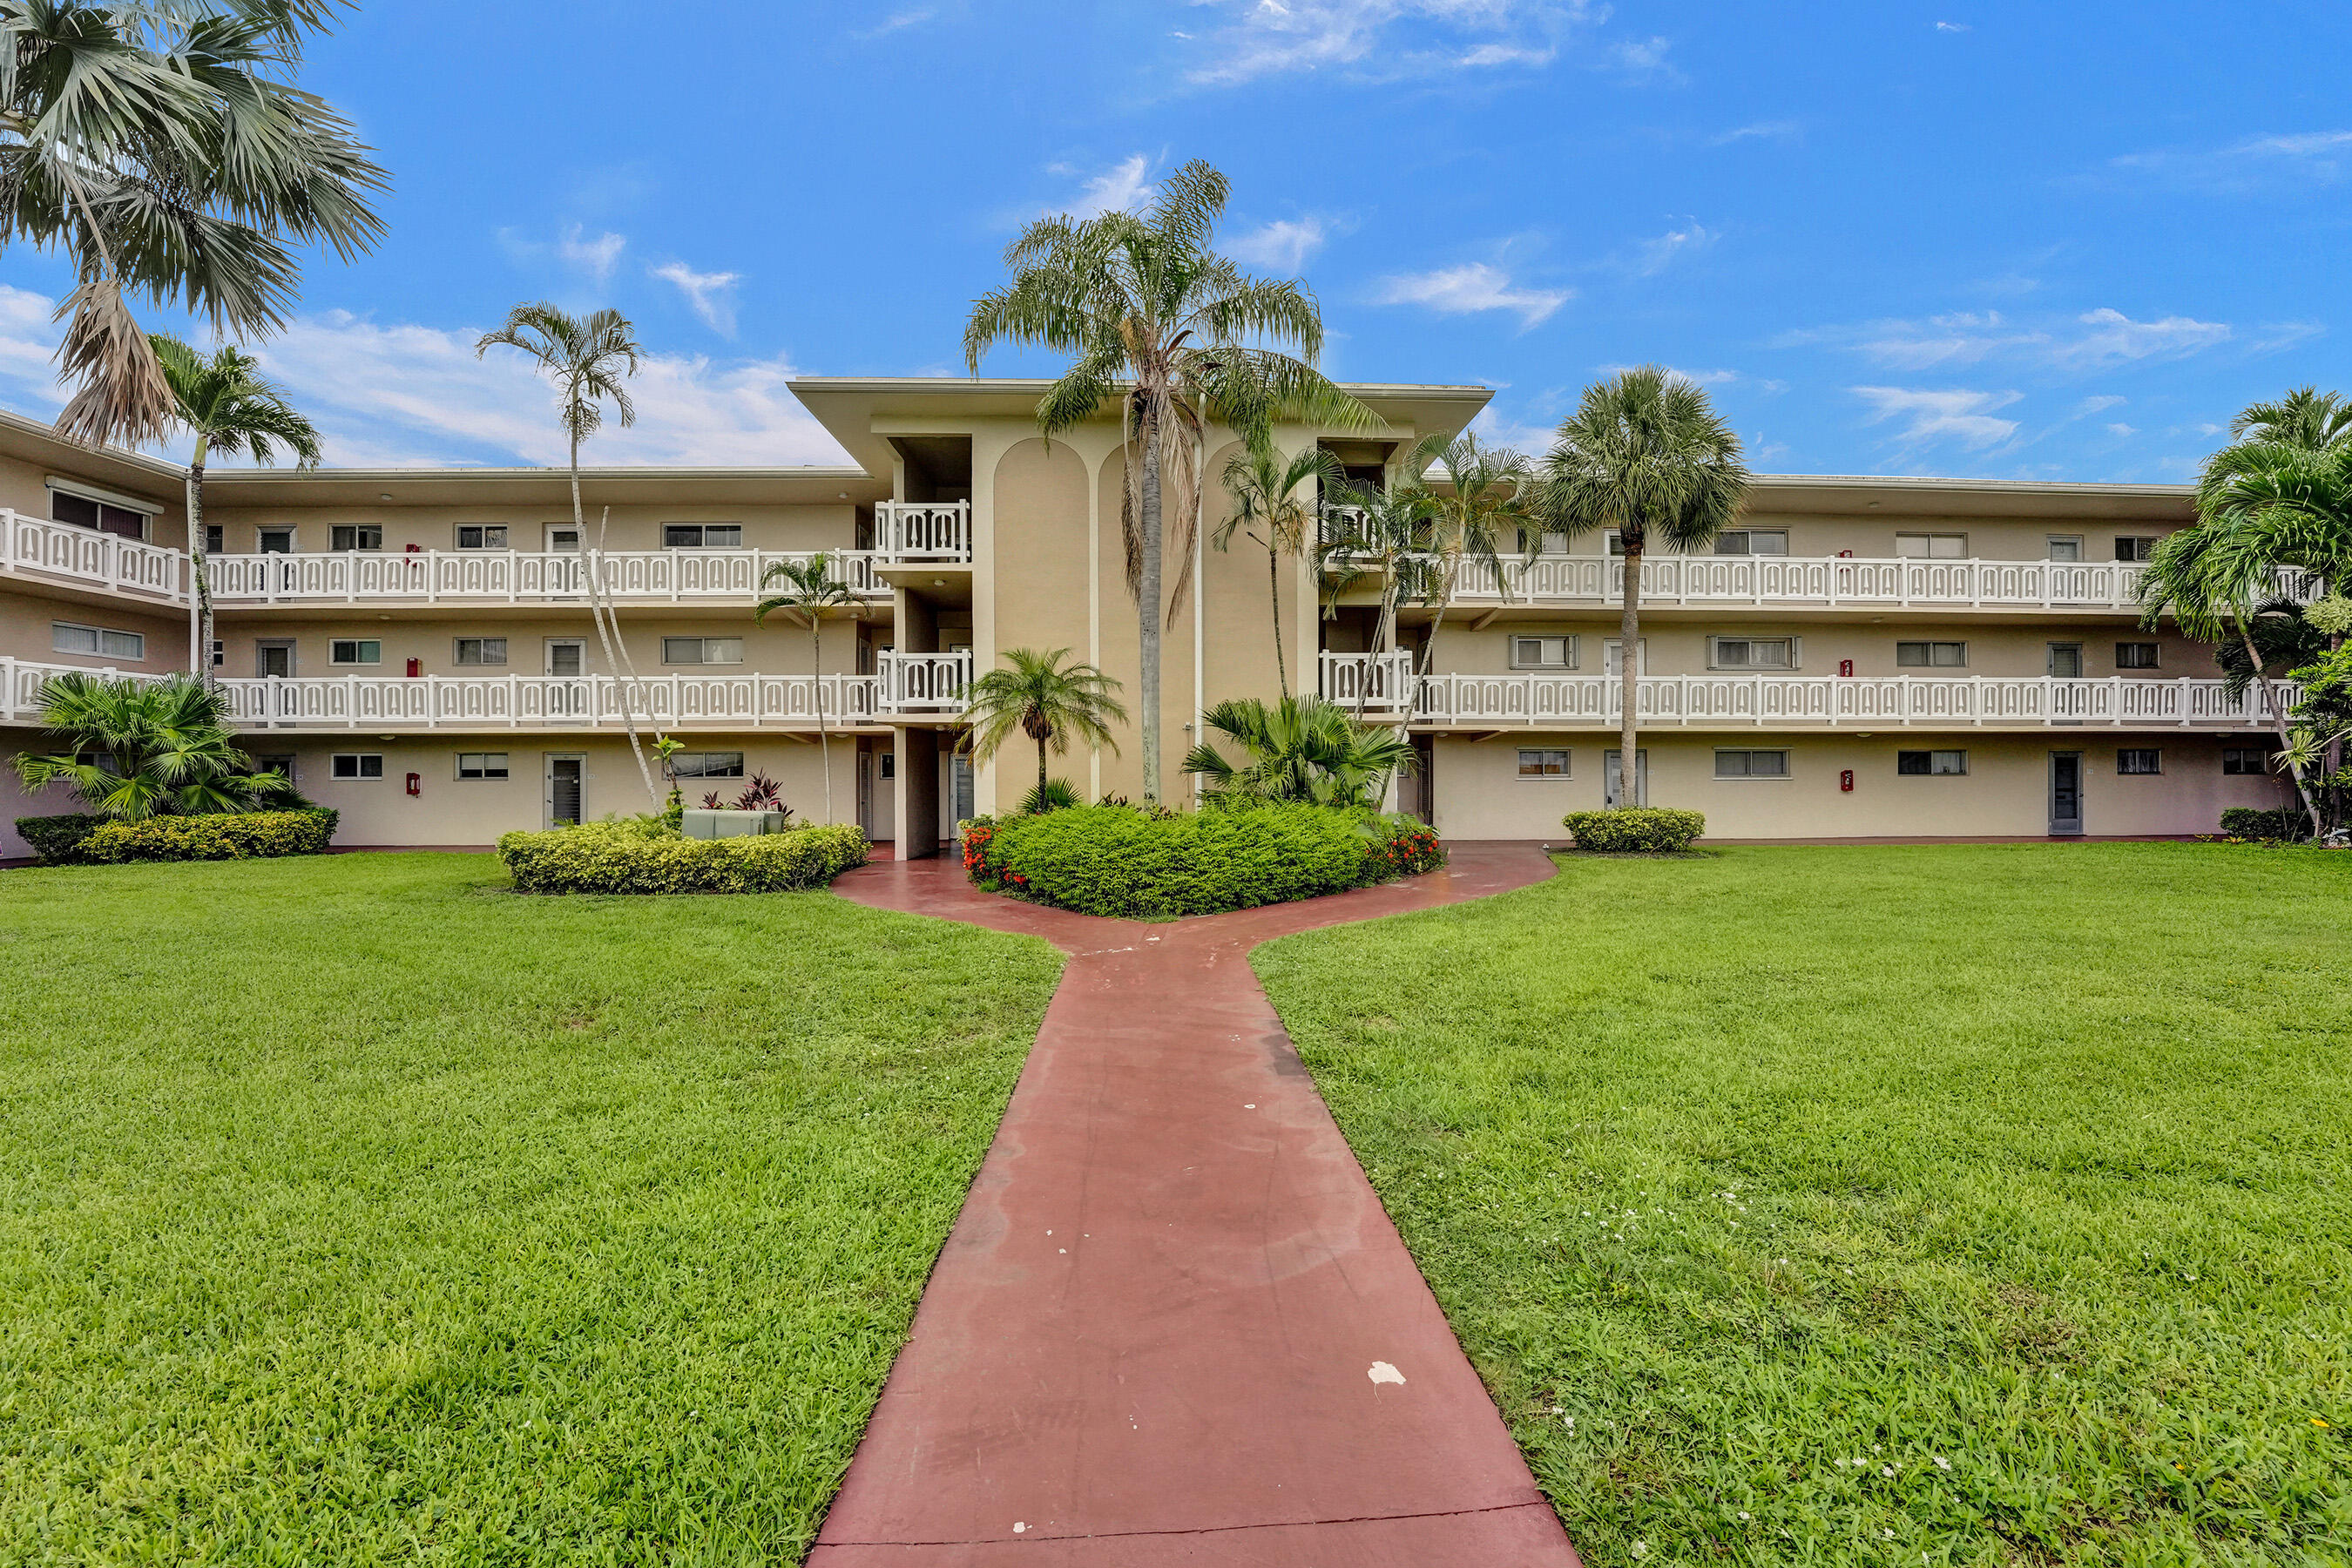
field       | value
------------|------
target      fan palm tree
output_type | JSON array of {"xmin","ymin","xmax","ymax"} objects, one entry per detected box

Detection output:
[
  {"xmin": 151, "ymin": 334, "xmax": 320, "ymax": 679},
  {"xmin": 959, "ymin": 647, "xmax": 1127, "ymax": 808},
  {"xmin": 1216, "ymin": 437, "xmax": 1338, "ymax": 700},
  {"xmin": 476, "ymin": 303, "xmax": 659, "ymax": 805},
  {"xmin": 14, "ymin": 671, "xmax": 286, "ymax": 819},
  {"xmin": 963, "ymin": 159, "xmax": 1377, "ymax": 801},
  {"xmin": 1181, "ymin": 694, "xmax": 1417, "ymax": 810},
  {"xmin": 1535, "ymin": 368, "xmax": 1750, "ymax": 802},
  {"xmin": 755, "ymin": 552, "xmax": 860, "ymax": 824},
  {"xmin": 0, "ymin": 2, "xmax": 389, "ymax": 449}
]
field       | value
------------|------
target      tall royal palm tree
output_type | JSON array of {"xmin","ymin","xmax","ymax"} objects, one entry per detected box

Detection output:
[
  {"xmin": 1537, "ymin": 367, "xmax": 1749, "ymax": 805},
  {"xmin": 1181, "ymin": 694, "xmax": 1416, "ymax": 809},
  {"xmin": 754, "ymin": 552, "xmax": 859, "ymax": 824},
  {"xmin": 14, "ymin": 672, "xmax": 285, "ymax": 820},
  {"xmin": 0, "ymin": 3, "xmax": 389, "ymax": 449},
  {"xmin": 476, "ymin": 303, "xmax": 659, "ymax": 805},
  {"xmin": 959, "ymin": 647, "xmax": 1127, "ymax": 807},
  {"xmin": 151, "ymin": 335, "xmax": 321, "ymax": 679},
  {"xmin": 963, "ymin": 159, "xmax": 1376, "ymax": 801},
  {"xmin": 1216, "ymin": 438, "xmax": 1338, "ymax": 700}
]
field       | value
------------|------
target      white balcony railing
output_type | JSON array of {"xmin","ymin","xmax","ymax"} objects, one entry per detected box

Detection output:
[
  {"xmin": 207, "ymin": 548, "xmax": 885, "ymax": 607},
  {"xmin": 1319, "ymin": 650, "xmax": 1416, "ymax": 713},
  {"xmin": 2, "ymin": 510, "xmax": 186, "ymax": 604},
  {"xmin": 0, "ymin": 656, "xmax": 170, "ymax": 721},
  {"xmin": 1321, "ymin": 655, "xmax": 2298, "ymax": 729},
  {"xmin": 215, "ymin": 672, "xmax": 887, "ymax": 731},
  {"xmin": 877, "ymin": 650, "xmax": 970, "ymax": 713},
  {"xmin": 873, "ymin": 501, "xmax": 971, "ymax": 564}
]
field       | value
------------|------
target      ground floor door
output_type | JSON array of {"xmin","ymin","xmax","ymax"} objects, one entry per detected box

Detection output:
[
  {"xmin": 1402, "ymin": 734, "xmax": 1436, "ymax": 822},
  {"xmin": 546, "ymin": 754, "xmax": 585, "ymax": 827},
  {"xmin": 950, "ymin": 753, "xmax": 974, "ymax": 823},
  {"xmin": 2049, "ymin": 751, "xmax": 2083, "ymax": 835},
  {"xmin": 1603, "ymin": 748, "xmax": 1649, "ymax": 808}
]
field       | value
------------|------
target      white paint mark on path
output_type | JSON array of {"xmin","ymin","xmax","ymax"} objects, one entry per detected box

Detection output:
[{"xmin": 1368, "ymin": 1362, "xmax": 1406, "ymax": 1387}]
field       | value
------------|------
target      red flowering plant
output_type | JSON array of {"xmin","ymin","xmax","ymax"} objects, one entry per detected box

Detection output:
[
  {"xmin": 1359, "ymin": 814, "xmax": 1445, "ymax": 881},
  {"xmin": 962, "ymin": 816, "xmax": 1017, "ymax": 890}
]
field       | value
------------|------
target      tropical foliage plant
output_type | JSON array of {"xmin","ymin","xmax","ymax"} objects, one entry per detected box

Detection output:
[
  {"xmin": 1181, "ymin": 694, "xmax": 1416, "ymax": 809},
  {"xmin": 0, "ymin": 0, "xmax": 388, "ymax": 448},
  {"xmin": 964, "ymin": 159, "xmax": 1375, "ymax": 800},
  {"xmin": 1216, "ymin": 437, "xmax": 1339, "ymax": 699},
  {"xmin": 12, "ymin": 672, "xmax": 287, "ymax": 820},
  {"xmin": 1316, "ymin": 480, "xmax": 1441, "ymax": 713},
  {"xmin": 1403, "ymin": 430, "xmax": 1533, "ymax": 693},
  {"xmin": 958, "ymin": 646, "xmax": 1128, "ymax": 806},
  {"xmin": 1535, "ymin": 366, "xmax": 1749, "ymax": 804},
  {"xmin": 755, "ymin": 552, "xmax": 859, "ymax": 823},
  {"xmin": 1017, "ymin": 777, "xmax": 1081, "ymax": 814}
]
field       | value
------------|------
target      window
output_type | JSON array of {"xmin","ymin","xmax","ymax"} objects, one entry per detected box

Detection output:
[
  {"xmin": 2048, "ymin": 642, "xmax": 2084, "ymax": 679},
  {"xmin": 51, "ymin": 621, "xmax": 145, "ymax": 659},
  {"xmin": 545, "ymin": 639, "xmax": 585, "ymax": 677},
  {"xmin": 455, "ymin": 637, "xmax": 508, "ymax": 666},
  {"xmin": 1714, "ymin": 748, "xmax": 1789, "ymax": 779},
  {"xmin": 668, "ymin": 751, "xmax": 747, "ymax": 780},
  {"xmin": 2046, "ymin": 535, "xmax": 2083, "ymax": 562},
  {"xmin": 1517, "ymin": 526, "xmax": 1571, "ymax": 554},
  {"xmin": 1517, "ymin": 748, "xmax": 1571, "ymax": 777},
  {"xmin": 1510, "ymin": 635, "xmax": 1578, "ymax": 670},
  {"xmin": 329, "ymin": 639, "xmax": 382, "ymax": 666},
  {"xmin": 1896, "ymin": 531, "xmax": 1967, "ymax": 558},
  {"xmin": 331, "ymin": 524, "xmax": 382, "ymax": 551},
  {"xmin": 1897, "ymin": 749, "xmax": 1969, "ymax": 775},
  {"xmin": 2115, "ymin": 642, "xmax": 2160, "ymax": 669},
  {"xmin": 210, "ymin": 639, "xmax": 224, "ymax": 669},
  {"xmin": 877, "ymin": 751, "xmax": 896, "ymax": 780},
  {"xmin": 1711, "ymin": 637, "xmax": 1796, "ymax": 670},
  {"xmin": 248, "ymin": 754, "xmax": 295, "ymax": 782},
  {"xmin": 1713, "ymin": 530, "xmax": 1788, "ymax": 555},
  {"xmin": 204, "ymin": 524, "xmax": 224, "ymax": 554},
  {"xmin": 663, "ymin": 524, "xmax": 744, "ymax": 549},
  {"xmin": 331, "ymin": 754, "xmax": 384, "ymax": 780},
  {"xmin": 49, "ymin": 487, "xmax": 150, "ymax": 539},
  {"xmin": 257, "ymin": 526, "xmax": 294, "ymax": 553},
  {"xmin": 2114, "ymin": 536, "xmax": 2159, "ymax": 562},
  {"xmin": 2223, "ymin": 747, "xmax": 2274, "ymax": 775},
  {"xmin": 2118, "ymin": 748, "xmax": 2162, "ymax": 774},
  {"xmin": 456, "ymin": 524, "xmax": 508, "ymax": 550},
  {"xmin": 663, "ymin": 636, "xmax": 744, "ymax": 665},
  {"xmin": 1896, "ymin": 640, "xmax": 1968, "ymax": 668},
  {"xmin": 456, "ymin": 752, "xmax": 510, "ymax": 781}
]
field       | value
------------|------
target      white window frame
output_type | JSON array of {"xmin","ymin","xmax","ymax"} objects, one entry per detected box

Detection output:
[
  {"xmin": 1713, "ymin": 747, "xmax": 1791, "ymax": 780},
  {"xmin": 331, "ymin": 753, "xmax": 384, "ymax": 781},
  {"xmin": 1895, "ymin": 531, "xmax": 1969, "ymax": 559},
  {"xmin": 455, "ymin": 752, "xmax": 510, "ymax": 781},
  {"xmin": 1515, "ymin": 747, "xmax": 1571, "ymax": 779},
  {"xmin": 2117, "ymin": 747, "xmax": 2163, "ymax": 775},
  {"xmin": 2115, "ymin": 641, "xmax": 2160, "ymax": 670},
  {"xmin": 330, "ymin": 524, "xmax": 383, "ymax": 552},
  {"xmin": 328, "ymin": 639, "xmax": 382, "ymax": 666},
  {"xmin": 455, "ymin": 524, "xmax": 510, "ymax": 550},
  {"xmin": 662, "ymin": 523, "xmax": 745, "ymax": 549},
  {"xmin": 1707, "ymin": 635, "xmax": 1800, "ymax": 671},
  {"xmin": 2221, "ymin": 747, "xmax": 2273, "ymax": 775},
  {"xmin": 2048, "ymin": 642, "xmax": 2085, "ymax": 679},
  {"xmin": 51, "ymin": 620, "xmax": 145, "ymax": 660},
  {"xmin": 1712, "ymin": 529, "xmax": 1788, "ymax": 556},
  {"xmin": 668, "ymin": 750, "xmax": 747, "ymax": 781},
  {"xmin": 1897, "ymin": 749, "xmax": 1969, "ymax": 776},
  {"xmin": 257, "ymin": 526, "xmax": 295, "ymax": 553},
  {"xmin": 544, "ymin": 638, "xmax": 587, "ymax": 677},
  {"xmin": 2046, "ymin": 535, "xmax": 2084, "ymax": 562},
  {"xmin": 1509, "ymin": 634, "xmax": 1578, "ymax": 671},
  {"xmin": 2114, "ymin": 536, "xmax": 2159, "ymax": 563},
  {"xmin": 1895, "ymin": 639, "xmax": 1969, "ymax": 669},
  {"xmin": 662, "ymin": 636, "xmax": 744, "ymax": 666},
  {"xmin": 454, "ymin": 636, "xmax": 508, "ymax": 667},
  {"xmin": 45, "ymin": 477, "xmax": 157, "ymax": 540},
  {"xmin": 1600, "ymin": 638, "xmax": 1648, "ymax": 677}
]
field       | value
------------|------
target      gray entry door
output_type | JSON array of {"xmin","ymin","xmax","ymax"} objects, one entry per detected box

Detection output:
[
  {"xmin": 547, "ymin": 754, "xmax": 585, "ymax": 827},
  {"xmin": 1603, "ymin": 748, "xmax": 1649, "ymax": 808},
  {"xmin": 2049, "ymin": 752, "xmax": 2083, "ymax": 835}
]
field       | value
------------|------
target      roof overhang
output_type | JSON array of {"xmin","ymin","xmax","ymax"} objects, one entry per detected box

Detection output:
[
  {"xmin": 1741, "ymin": 473, "xmax": 2195, "ymax": 522},
  {"xmin": 199, "ymin": 465, "xmax": 890, "ymax": 509},
  {"xmin": 0, "ymin": 408, "xmax": 186, "ymax": 510}
]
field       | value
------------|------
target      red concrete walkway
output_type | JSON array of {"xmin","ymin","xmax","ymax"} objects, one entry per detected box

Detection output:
[{"xmin": 810, "ymin": 843, "xmax": 1579, "ymax": 1567}]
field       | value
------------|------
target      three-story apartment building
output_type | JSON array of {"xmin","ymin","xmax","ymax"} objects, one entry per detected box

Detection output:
[{"xmin": 0, "ymin": 382, "xmax": 2296, "ymax": 856}]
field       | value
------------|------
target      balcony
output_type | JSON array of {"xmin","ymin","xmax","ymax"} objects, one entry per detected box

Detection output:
[
  {"xmin": 2, "ymin": 655, "xmax": 161, "ymax": 721},
  {"xmin": 877, "ymin": 650, "xmax": 970, "ymax": 713},
  {"xmin": 217, "ymin": 672, "xmax": 887, "ymax": 731},
  {"xmin": 873, "ymin": 501, "xmax": 971, "ymax": 564},
  {"xmin": 1320, "ymin": 653, "xmax": 2295, "ymax": 730},
  {"xmin": 206, "ymin": 548, "xmax": 886, "ymax": 608},
  {"xmin": 2, "ymin": 510, "xmax": 186, "ymax": 605}
]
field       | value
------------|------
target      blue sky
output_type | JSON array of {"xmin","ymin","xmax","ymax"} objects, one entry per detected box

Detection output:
[{"xmin": 3, "ymin": 1, "xmax": 2345, "ymax": 478}]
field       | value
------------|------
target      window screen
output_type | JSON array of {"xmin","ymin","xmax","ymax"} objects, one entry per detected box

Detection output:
[
  {"xmin": 2118, "ymin": 748, "xmax": 2162, "ymax": 774},
  {"xmin": 1896, "ymin": 641, "xmax": 1967, "ymax": 667},
  {"xmin": 1713, "ymin": 638, "xmax": 1794, "ymax": 669},
  {"xmin": 1897, "ymin": 750, "xmax": 1968, "ymax": 775},
  {"xmin": 1714, "ymin": 748, "xmax": 1789, "ymax": 778},
  {"xmin": 1516, "ymin": 748, "xmax": 1571, "ymax": 777},
  {"xmin": 331, "ymin": 754, "xmax": 384, "ymax": 780}
]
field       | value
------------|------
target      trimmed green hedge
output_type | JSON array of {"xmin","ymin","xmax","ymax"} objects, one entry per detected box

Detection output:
[
  {"xmin": 1561, "ymin": 807, "xmax": 1707, "ymax": 854},
  {"xmin": 18, "ymin": 809, "xmax": 336, "ymax": 864},
  {"xmin": 963, "ymin": 804, "xmax": 1445, "ymax": 918},
  {"xmin": 2220, "ymin": 807, "xmax": 2308, "ymax": 842},
  {"xmin": 497, "ymin": 821, "xmax": 870, "ymax": 894}
]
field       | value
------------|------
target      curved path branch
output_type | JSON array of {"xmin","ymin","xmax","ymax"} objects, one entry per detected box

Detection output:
[{"xmin": 811, "ymin": 842, "xmax": 1579, "ymax": 1566}]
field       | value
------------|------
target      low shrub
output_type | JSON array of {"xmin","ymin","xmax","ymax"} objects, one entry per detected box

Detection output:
[
  {"xmin": 1017, "ymin": 778, "xmax": 1082, "ymax": 814},
  {"xmin": 73, "ymin": 808, "xmax": 339, "ymax": 863},
  {"xmin": 15, "ymin": 812, "xmax": 110, "ymax": 864},
  {"xmin": 1561, "ymin": 807, "xmax": 1707, "ymax": 854},
  {"xmin": 964, "ymin": 804, "xmax": 1445, "ymax": 918},
  {"xmin": 498, "ymin": 820, "xmax": 869, "ymax": 894},
  {"xmin": 2220, "ymin": 807, "xmax": 2308, "ymax": 842}
]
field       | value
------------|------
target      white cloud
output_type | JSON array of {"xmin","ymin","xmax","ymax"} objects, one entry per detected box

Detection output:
[
  {"xmin": 1789, "ymin": 308, "xmax": 2232, "ymax": 372},
  {"xmin": 1606, "ymin": 35, "xmax": 1680, "ymax": 81},
  {"xmin": 2105, "ymin": 422, "xmax": 2138, "ymax": 437},
  {"xmin": 0, "ymin": 283, "xmax": 65, "ymax": 410},
  {"xmin": 1057, "ymin": 153, "xmax": 1156, "ymax": 216},
  {"xmin": 1934, "ymin": 20, "xmax": 1970, "ymax": 31},
  {"xmin": 1709, "ymin": 119, "xmax": 1799, "ymax": 145},
  {"xmin": 853, "ymin": 7, "xmax": 933, "ymax": 39},
  {"xmin": 1852, "ymin": 386, "xmax": 2022, "ymax": 449},
  {"xmin": 2059, "ymin": 308, "xmax": 2230, "ymax": 368},
  {"xmin": 2076, "ymin": 395, "xmax": 2126, "ymax": 414},
  {"xmin": 557, "ymin": 226, "xmax": 627, "ymax": 284},
  {"xmin": 1181, "ymin": 0, "xmax": 1593, "ymax": 86},
  {"xmin": 1632, "ymin": 220, "xmax": 1715, "ymax": 275},
  {"xmin": 651, "ymin": 261, "xmax": 741, "ymax": 335},
  {"xmin": 2112, "ymin": 130, "xmax": 2352, "ymax": 190},
  {"xmin": 1468, "ymin": 403, "xmax": 1556, "ymax": 456},
  {"xmin": 1227, "ymin": 216, "xmax": 1329, "ymax": 273},
  {"xmin": 1462, "ymin": 42, "xmax": 1554, "ymax": 65},
  {"xmin": 1599, "ymin": 363, "xmax": 1740, "ymax": 386},
  {"xmin": 1375, "ymin": 262, "xmax": 1569, "ymax": 328},
  {"xmin": 247, "ymin": 311, "xmax": 850, "ymax": 468},
  {"xmin": 2248, "ymin": 321, "xmax": 2327, "ymax": 355}
]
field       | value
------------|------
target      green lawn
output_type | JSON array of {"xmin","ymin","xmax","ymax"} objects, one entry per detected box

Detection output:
[
  {"xmin": 0, "ymin": 853, "xmax": 1063, "ymax": 1565},
  {"xmin": 1256, "ymin": 844, "xmax": 2352, "ymax": 1565}
]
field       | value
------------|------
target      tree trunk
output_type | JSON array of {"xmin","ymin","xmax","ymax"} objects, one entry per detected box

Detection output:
[
  {"xmin": 1618, "ymin": 539, "xmax": 1643, "ymax": 808},
  {"xmin": 1037, "ymin": 733, "xmax": 1049, "ymax": 803},
  {"xmin": 1139, "ymin": 405, "xmax": 1164, "ymax": 802},
  {"xmin": 813, "ymin": 619, "xmax": 831, "ymax": 824},
  {"xmin": 185, "ymin": 441, "xmax": 209, "ymax": 682},
  {"xmin": 2239, "ymin": 618, "xmax": 2322, "ymax": 837},
  {"xmin": 1267, "ymin": 544, "xmax": 1289, "ymax": 701},
  {"xmin": 571, "ymin": 449, "xmax": 658, "ymax": 806}
]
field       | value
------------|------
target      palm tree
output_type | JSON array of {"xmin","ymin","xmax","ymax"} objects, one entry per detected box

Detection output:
[
  {"xmin": 151, "ymin": 335, "xmax": 321, "ymax": 679},
  {"xmin": 755, "ymin": 552, "xmax": 860, "ymax": 824},
  {"xmin": 1536, "ymin": 367, "xmax": 1750, "ymax": 804},
  {"xmin": 1402, "ymin": 429, "xmax": 1531, "ymax": 693},
  {"xmin": 476, "ymin": 304, "xmax": 659, "ymax": 805},
  {"xmin": 1181, "ymin": 694, "xmax": 1417, "ymax": 810},
  {"xmin": 963, "ymin": 159, "xmax": 1376, "ymax": 801},
  {"xmin": 0, "ymin": 3, "xmax": 389, "ymax": 449},
  {"xmin": 959, "ymin": 647, "xmax": 1127, "ymax": 808},
  {"xmin": 14, "ymin": 672, "xmax": 286, "ymax": 819},
  {"xmin": 2230, "ymin": 386, "xmax": 2352, "ymax": 453},
  {"xmin": 1216, "ymin": 438, "xmax": 1339, "ymax": 700},
  {"xmin": 1317, "ymin": 481, "xmax": 1441, "ymax": 718}
]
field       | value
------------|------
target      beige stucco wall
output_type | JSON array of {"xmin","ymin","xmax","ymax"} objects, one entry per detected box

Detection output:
[
  {"xmin": 1544, "ymin": 510, "xmax": 2186, "ymax": 562},
  {"xmin": 208, "ymin": 613, "xmax": 861, "ymax": 680},
  {"xmin": 199, "ymin": 502, "xmax": 860, "ymax": 554},
  {"xmin": 0, "ymin": 447, "xmax": 189, "ymax": 551},
  {"xmin": 0, "ymin": 587, "xmax": 189, "ymax": 673}
]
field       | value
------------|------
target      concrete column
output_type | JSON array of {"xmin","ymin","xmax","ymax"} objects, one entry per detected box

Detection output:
[{"xmin": 895, "ymin": 726, "xmax": 943, "ymax": 858}]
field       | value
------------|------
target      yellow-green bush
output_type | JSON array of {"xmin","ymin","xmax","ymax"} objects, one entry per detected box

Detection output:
[
  {"xmin": 71, "ymin": 809, "xmax": 338, "ymax": 863},
  {"xmin": 497, "ymin": 820, "xmax": 870, "ymax": 894},
  {"xmin": 1561, "ymin": 807, "xmax": 1707, "ymax": 853}
]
